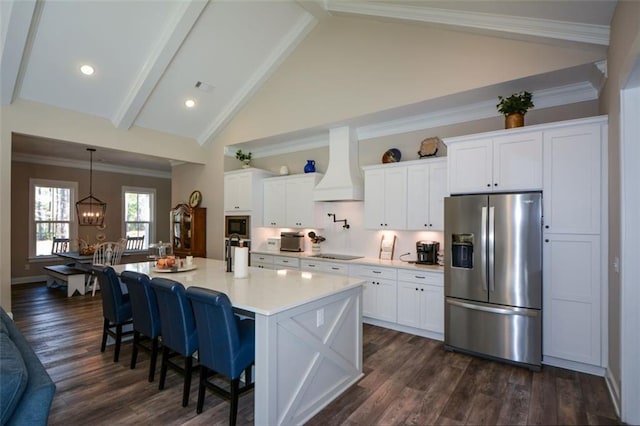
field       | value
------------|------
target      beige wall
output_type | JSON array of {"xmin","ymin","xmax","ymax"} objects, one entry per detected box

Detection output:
[
  {"xmin": 10, "ymin": 160, "xmax": 171, "ymax": 280},
  {"xmin": 217, "ymin": 15, "xmax": 605, "ymax": 145},
  {"xmin": 599, "ymin": 0, "xmax": 640, "ymax": 405}
]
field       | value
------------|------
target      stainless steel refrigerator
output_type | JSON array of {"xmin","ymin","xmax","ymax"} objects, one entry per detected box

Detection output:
[{"xmin": 444, "ymin": 192, "xmax": 542, "ymax": 369}]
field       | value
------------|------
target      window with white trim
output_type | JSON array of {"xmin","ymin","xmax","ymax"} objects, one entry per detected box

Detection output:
[
  {"xmin": 30, "ymin": 179, "xmax": 77, "ymax": 257},
  {"xmin": 123, "ymin": 187, "xmax": 155, "ymax": 249}
]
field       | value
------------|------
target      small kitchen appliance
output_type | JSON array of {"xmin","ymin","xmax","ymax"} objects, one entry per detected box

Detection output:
[
  {"xmin": 266, "ymin": 237, "xmax": 281, "ymax": 252},
  {"xmin": 416, "ymin": 241, "xmax": 439, "ymax": 265},
  {"xmin": 225, "ymin": 215, "xmax": 250, "ymax": 240},
  {"xmin": 280, "ymin": 232, "xmax": 304, "ymax": 252}
]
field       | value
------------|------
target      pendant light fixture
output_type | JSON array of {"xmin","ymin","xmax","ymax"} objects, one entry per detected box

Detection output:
[{"xmin": 76, "ymin": 148, "xmax": 106, "ymax": 226}]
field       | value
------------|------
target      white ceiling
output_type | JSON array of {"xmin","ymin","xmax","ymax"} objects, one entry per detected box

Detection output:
[{"xmin": 2, "ymin": 0, "xmax": 617, "ymax": 173}]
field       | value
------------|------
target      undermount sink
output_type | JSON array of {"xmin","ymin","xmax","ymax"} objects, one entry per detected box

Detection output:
[{"xmin": 309, "ymin": 253, "xmax": 364, "ymax": 261}]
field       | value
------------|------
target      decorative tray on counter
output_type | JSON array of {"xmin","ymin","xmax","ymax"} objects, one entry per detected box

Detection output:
[{"xmin": 153, "ymin": 265, "xmax": 197, "ymax": 273}]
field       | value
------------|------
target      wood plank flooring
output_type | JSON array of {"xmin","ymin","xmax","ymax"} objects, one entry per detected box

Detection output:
[{"xmin": 11, "ymin": 283, "xmax": 619, "ymax": 425}]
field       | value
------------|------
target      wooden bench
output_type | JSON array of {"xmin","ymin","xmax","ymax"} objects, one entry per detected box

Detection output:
[{"xmin": 44, "ymin": 265, "xmax": 88, "ymax": 297}]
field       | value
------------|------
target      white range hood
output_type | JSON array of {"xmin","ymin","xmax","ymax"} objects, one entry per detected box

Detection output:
[{"xmin": 313, "ymin": 126, "xmax": 364, "ymax": 201}]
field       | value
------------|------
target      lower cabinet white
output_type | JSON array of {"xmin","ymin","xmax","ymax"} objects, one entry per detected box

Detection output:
[
  {"xmin": 351, "ymin": 265, "xmax": 397, "ymax": 322},
  {"xmin": 251, "ymin": 253, "xmax": 275, "ymax": 269},
  {"xmin": 543, "ymin": 233, "xmax": 602, "ymax": 368},
  {"xmin": 250, "ymin": 253, "xmax": 301, "ymax": 270},
  {"xmin": 396, "ymin": 270, "xmax": 444, "ymax": 334},
  {"xmin": 300, "ymin": 259, "xmax": 349, "ymax": 276}
]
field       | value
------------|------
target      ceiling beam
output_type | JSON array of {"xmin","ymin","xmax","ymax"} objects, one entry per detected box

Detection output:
[
  {"xmin": 198, "ymin": 11, "xmax": 318, "ymax": 145},
  {"xmin": 0, "ymin": 0, "xmax": 37, "ymax": 105},
  {"xmin": 111, "ymin": 0, "xmax": 208, "ymax": 130},
  {"xmin": 326, "ymin": 1, "xmax": 610, "ymax": 46}
]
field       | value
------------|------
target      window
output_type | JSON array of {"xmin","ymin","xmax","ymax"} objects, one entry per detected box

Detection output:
[
  {"xmin": 123, "ymin": 187, "xmax": 155, "ymax": 249},
  {"xmin": 30, "ymin": 179, "xmax": 77, "ymax": 257}
]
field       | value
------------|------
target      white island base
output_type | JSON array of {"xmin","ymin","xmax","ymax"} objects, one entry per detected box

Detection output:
[{"xmin": 255, "ymin": 285, "xmax": 363, "ymax": 425}]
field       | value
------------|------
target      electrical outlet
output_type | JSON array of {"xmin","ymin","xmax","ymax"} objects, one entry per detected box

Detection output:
[{"xmin": 316, "ymin": 308, "xmax": 324, "ymax": 327}]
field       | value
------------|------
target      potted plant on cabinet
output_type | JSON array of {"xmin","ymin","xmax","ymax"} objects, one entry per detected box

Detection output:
[
  {"xmin": 496, "ymin": 91, "xmax": 534, "ymax": 129},
  {"xmin": 235, "ymin": 149, "xmax": 252, "ymax": 168}
]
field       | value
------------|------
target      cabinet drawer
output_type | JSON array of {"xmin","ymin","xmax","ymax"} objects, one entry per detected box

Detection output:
[
  {"xmin": 273, "ymin": 256, "xmax": 300, "ymax": 269},
  {"xmin": 397, "ymin": 269, "xmax": 443, "ymax": 286},
  {"xmin": 251, "ymin": 254, "xmax": 274, "ymax": 264},
  {"xmin": 300, "ymin": 259, "xmax": 349, "ymax": 275},
  {"xmin": 351, "ymin": 265, "xmax": 396, "ymax": 280}
]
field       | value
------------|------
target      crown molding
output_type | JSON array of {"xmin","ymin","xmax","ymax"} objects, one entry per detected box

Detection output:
[
  {"xmin": 12, "ymin": 153, "xmax": 171, "ymax": 179},
  {"xmin": 326, "ymin": 1, "xmax": 610, "ymax": 46},
  {"xmin": 198, "ymin": 12, "xmax": 318, "ymax": 145},
  {"xmin": 227, "ymin": 80, "xmax": 598, "ymax": 156}
]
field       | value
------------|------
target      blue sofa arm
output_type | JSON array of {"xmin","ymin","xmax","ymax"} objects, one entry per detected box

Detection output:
[{"xmin": 1, "ymin": 307, "xmax": 56, "ymax": 426}]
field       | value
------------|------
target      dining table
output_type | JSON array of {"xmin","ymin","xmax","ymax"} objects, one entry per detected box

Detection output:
[{"xmin": 113, "ymin": 257, "xmax": 364, "ymax": 426}]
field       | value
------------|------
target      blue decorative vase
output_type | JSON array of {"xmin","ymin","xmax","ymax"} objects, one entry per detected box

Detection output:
[{"xmin": 304, "ymin": 160, "xmax": 316, "ymax": 173}]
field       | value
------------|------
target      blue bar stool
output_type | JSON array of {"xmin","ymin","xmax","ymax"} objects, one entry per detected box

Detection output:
[
  {"xmin": 149, "ymin": 277, "xmax": 198, "ymax": 407},
  {"xmin": 91, "ymin": 265, "xmax": 133, "ymax": 363},
  {"xmin": 120, "ymin": 271, "xmax": 161, "ymax": 382},
  {"xmin": 186, "ymin": 287, "xmax": 255, "ymax": 425}
]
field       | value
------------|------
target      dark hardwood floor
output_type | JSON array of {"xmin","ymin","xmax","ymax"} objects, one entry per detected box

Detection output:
[{"xmin": 11, "ymin": 283, "xmax": 619, "ymax": 425}]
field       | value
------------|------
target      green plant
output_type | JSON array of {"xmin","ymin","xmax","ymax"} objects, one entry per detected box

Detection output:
[
  {"xmin": 496, "ymin": 91, "xmax": 534, "ymax": 115},
  {"xmin": 235, "ymin": 149, "xmax": 252, "ymax": 162}
]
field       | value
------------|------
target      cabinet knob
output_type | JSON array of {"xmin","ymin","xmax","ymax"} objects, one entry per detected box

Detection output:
[
  {"xmin": 420, "ymin": 288, "xmax": 424, "ymax": 292},
  {"xmin": 487, "ymin": 183, "xmax": 491, "ymax": 187},
  {"xmin": 494, "ymin": 183, "xmax": 498, "ymax": 186},
  {"xmin": 545, "ymin": 225, "xmax": 549, "ymax": 229},
  {"xmin": 424, "ymin": 224, "xmax": 427, "ymax": 227},
  {"xmin": 429, "ymin": 224, "xmax": 432, "ymax": 227},
  {"xmin": 415, "ymin": 288, "xmax": 418, "ymax": 291},
  {"xmin": 545, "ymin": 239, "xmax": 549, "ymax": 243}
]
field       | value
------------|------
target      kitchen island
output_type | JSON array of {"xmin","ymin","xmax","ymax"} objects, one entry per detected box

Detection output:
[{"xmin": 114, "ymin": 258, "xmax": 364, "ymax": 425}]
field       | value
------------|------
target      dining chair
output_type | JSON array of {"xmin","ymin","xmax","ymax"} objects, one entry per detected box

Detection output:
[
  {"xmin": 120, "ymin": 271, "xmax": 161, "ymax": 382},
  {"xmin": 126, "ymin": 236, "xmax": 145, "ymax": 251},
  {"xmin": 186, "ymin": 287, "xmax": 255, "ymax": 425},
  {"xmin": 51, "ymin": 237, "xmax": 70, "ymax": 254},
  {"xmin": 91, "ymin": 241, "xmax": 125, "ymax": 296},
  {"xmin": 149, "ymin": 277, "xmax": 199, "ymax": 407},
  {"xmin": 91, "ymin": 265, "xmax": 133, "ymax": 363}
]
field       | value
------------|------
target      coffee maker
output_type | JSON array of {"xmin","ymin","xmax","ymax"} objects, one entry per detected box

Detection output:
[{"xmin": 416, "ymin": 241, "xmax": 439, "ymax": 265}]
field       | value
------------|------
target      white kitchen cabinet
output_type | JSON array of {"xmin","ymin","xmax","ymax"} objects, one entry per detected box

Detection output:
[
  {"xmin": 300, "ymin": 259, "xmax": 349, "ymax": 276},
  {"xmin": 351, "ymin": 265, "xmax": 397, "ymax": 322},
  {"xmin": 407, "ymin": 159, "xmax": 447, "ymax": 230},
  {"xmin": 363, "ymin": 165, "xmax": 407, "ymax": 229},
  {"xmin": 224, "ymin": 169, "xmax": 274, "ymax": 215},
  {"xmin": 263, "ymin": 180, "xmax": 286, "ymax": 227},
  {"xmin": 396, "ymin": 270, "xmax": 444, "ymax": 334},
  {"xmin": 543, "ymin": 233, "xmax": 601, "ymax": 366},
  {"xmin": 251, "ymin": 253, "xmax": 275, "ymax": 269},
  {"xmin": 543, "ymin": 123, "xmax": 602, "ymax": 234},
  {"xmin": 263, "ymin": 174, "xmax": 324, "ymax": 228},
  {"xmin": 446, "ymin": 130, "xmax": 542, "ymax": 194},
  {"xmin": 273, "ymin": 255, "xmax": 300, "ymax": 270}
]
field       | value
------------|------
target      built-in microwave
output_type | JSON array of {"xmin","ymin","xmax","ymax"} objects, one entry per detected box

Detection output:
[{"xmin": 225, "ymin": 215, "xmax": 250, "ymax": 239}]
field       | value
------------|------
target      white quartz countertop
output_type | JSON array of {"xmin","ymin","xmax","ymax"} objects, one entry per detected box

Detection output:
[
  {"xmin": 114, "ymin": 258, "xmax": 364, "ymax": 316},
  {"xmin": 251, "ymin": 250, "xmax": 444, "ymax": 273}
]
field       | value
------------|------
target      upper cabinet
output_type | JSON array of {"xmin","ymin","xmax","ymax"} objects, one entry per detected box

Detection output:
[
  {"xmin": 543, "ymin": 123, "xmax": 603, "ymax": 234},
  {"xmin": 407, "ymin": 158, "xmax": 448, "ymax": 231},
  {"xmin": 263, "ymin": 173, "xmax": 324, "ymax": 228},
  {"xmin": 224, "ymin": 168, "xmax": 274, "ymax": 214},
  {"xmin": 363, "ymin": 165, "xmax": 407, "ymax": 230},
  {"xmin": 446, "ymin": 131, "xmax": 542, "ymax": 194}
]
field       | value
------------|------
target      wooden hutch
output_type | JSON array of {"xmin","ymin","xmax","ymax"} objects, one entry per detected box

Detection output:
[{"xmin": 170, "ymin": 203, "xmax": 206, "ymax": 257}]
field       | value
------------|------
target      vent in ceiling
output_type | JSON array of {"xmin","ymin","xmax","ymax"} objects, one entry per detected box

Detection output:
[{"xmin": 195, "ymin": 81, "xmax": 214, "ymax": 92}]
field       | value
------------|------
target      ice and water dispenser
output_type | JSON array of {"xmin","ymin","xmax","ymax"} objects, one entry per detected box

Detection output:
[{"xmin": 451, "ymin": 233, "xmax": 474, "ymax": 269}]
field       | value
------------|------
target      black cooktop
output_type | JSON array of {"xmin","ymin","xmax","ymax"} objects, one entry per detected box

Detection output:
[{"xmin": 309, "ymin": 253, "xmax": 364, "ymax": 261}]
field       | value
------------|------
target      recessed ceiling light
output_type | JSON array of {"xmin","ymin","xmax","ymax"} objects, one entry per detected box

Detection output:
[
  {"xmin": 185, "ymin": 99, "xmax": 196, "ymax": 108},
  {"xmin": 80, "ymin": 65, "xmax": 94, "ymax": 76}
]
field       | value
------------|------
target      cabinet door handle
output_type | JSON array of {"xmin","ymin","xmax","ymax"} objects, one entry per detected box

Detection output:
[
  {"xmin": 415, "ymin": 275, "xmax": 425, "ymax": 279},
  {"xmin": 373, "ymin": 271, "xmax": 381, "ymax": 274},
  {"xmin": 331, "ymin": 267, "xmax": 339, "ymax": 270}
]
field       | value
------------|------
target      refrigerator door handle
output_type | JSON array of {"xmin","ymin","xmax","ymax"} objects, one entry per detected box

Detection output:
[
  {"xmin": 488, "ymin": 205, "xmax": 495, "ymax": 292},
  {"xmin": 446, "ymin": 298, "xmax": 540, "ymax": 318},
  {"xmin": 481, "ymin": 206, "xmax": 488, "ymax": 291}
]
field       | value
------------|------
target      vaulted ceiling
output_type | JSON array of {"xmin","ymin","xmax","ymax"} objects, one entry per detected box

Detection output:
[{"xmin": 2, "ymin": 0, "xmax": 616, "ymax": 173}]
